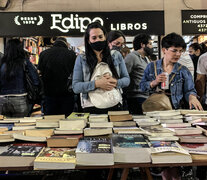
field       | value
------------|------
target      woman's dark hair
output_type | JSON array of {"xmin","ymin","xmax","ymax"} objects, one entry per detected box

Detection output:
[
  {"xmin": 161, "ymin": 32, "xmax": 186, "ymax": 49},
  {"xmin": 84, "ymin": 22, "xmax": 119, "ymax": 79},
  {"xmin": 0, "ymin": 39, "xmax": 26, "ymax": 80},
  {"xmin": 133, "ymin": 33, "xmax": 151, "ymax": 51},
  {"xmin": 107, "ymin": 30, "xmax": 126, "ymax": 43},
  {"xmin": 189, "ymin": 43, "xmax": 204, "ymax": 54},
  {"xmin": 200, "ymin": 42, "xmax": 207, "ymax": 54}
]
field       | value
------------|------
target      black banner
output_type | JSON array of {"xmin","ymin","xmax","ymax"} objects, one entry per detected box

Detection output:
[
  {"xmin": 0, "ymin": 11, "xmax": 164, "ymax": 36},
  {"xmin": 182, "ymin": 10, "xmax": 207, "ymax": 35}
]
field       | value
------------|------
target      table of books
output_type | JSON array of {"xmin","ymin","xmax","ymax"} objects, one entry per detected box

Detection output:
[
  {"xmin": 1, "ymin": 157, "xmax": 207, "ymax": 180},
  {"xmin": 2, "ymin": 110, "xmax": 207, "ymax": 180}
]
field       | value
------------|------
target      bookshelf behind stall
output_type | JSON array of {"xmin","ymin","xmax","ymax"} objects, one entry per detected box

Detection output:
[{"xmin": 23, "ymin": 37, "xmax": 51, "ymax": 65}]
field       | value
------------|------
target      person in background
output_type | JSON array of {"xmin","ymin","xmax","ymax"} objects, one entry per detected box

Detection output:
[
  {"xmin": 0, "ymin": 39, "xmax": 39, "ymax": 117},
  {"xmin": 0, "ymin": 52, "xmax": 3, "ymax": 61},
  {"xmin": 140, "ymin": 32, "xmax": 203, "ymax": 180},
  {"xmin": 189, "ymin": 43, "xmax": 204, "ymax": 81},
  {"xmin": 195, "ymin": 50, "xmax": 207, "ymax": 109},
  {"xmin": 178, "ymin": 47, "xmax": 194, "ymax": 80},
  {"xmin": 121, "ymin": 46, "xmax": 131, "ymax": 59},
  {"xmin": 125, "ymin": 33, "xmax": 153, "ymax": 114},
  {"xmin": 38, "ymin": 37, "xmax": 76, "ymax": 117},
  {"xmin": 107, "ymin": 30, "xmax": 126, "ymax": 52},
  {"xmin": 72, "ymin": 22, "xmax": 130, "ymax": 114}
]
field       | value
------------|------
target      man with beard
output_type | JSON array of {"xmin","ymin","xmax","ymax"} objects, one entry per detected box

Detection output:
[{"xmin": 124, "ymin": 33, "xmax": 153, "ymax": 114}]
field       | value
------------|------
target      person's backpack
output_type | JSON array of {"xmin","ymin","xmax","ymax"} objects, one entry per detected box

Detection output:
[{"xmin": 23, "ymin": 61, "xmax": 44, "ymax": 105}]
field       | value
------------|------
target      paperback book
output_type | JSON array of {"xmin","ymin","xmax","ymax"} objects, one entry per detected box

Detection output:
[
  {"xmin": 112, "ymin": 134, "xmax": 151, "ymax": 163},
  {"xmin": 76, "ymin": 137, "xmax": 114, "ymax": 166},
  {"xmin": 34, "ymin": 147, "xmax": 76, "ymax": 169},
  {"xmin": 0, "ymin": 143, "xmax": 44, "ymax": 167}
]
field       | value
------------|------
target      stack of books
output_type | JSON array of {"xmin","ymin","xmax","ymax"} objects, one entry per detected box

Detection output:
[
  {"xmin": 112, "ymin": 134, "xmax": 151, "ymax": 163},
  {"xmin": 141, "ymin": 125, "xmax": 179, "ymax": 141},
  {"xmin": 149, "ymin": 141, "xmax": 192, "ymax": 164},
  {"xmin": 109, "ymin": 111, "xmax": 140, "ymax": 134},
  {"xmin": 34, "ymin": 147, "xmax": 76, "ymax": 170},
  {"xmin": 133, "ymin": 115, "xmax": 160, "ymax": 127},
  {"xmin": 76, "ymin": 136, "xmax": 114, "ymax": 166},
  {"xmin": 55, "ymin": 112, "xmax": 89, "ymax": 135},
  {"xmin": 85, "ymin": 114, "xmax": 113, "ymax": 136}
]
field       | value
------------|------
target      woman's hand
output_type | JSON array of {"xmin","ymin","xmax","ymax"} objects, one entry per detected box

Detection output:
[
  {"xmin": 95, "ymin": 75, "xmax": 117, "ymax": 91},
  {"xmin": 150, "ymin": 73, "xmax": 167, "ymax": 88},
  {"xmin": 189, "ymin": 94, "xmax": 203, "ymax": 110}
]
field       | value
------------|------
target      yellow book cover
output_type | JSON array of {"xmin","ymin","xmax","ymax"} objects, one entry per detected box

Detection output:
[
  {"xmin": 34, "ymin": 147, "xmax": 76, "ymax": 169},
  {"xmin": 67, "ymin": 112, "xmax": 90, "ymax": 121}
]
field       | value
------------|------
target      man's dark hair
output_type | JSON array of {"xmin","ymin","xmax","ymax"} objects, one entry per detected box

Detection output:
[
  {"xmin": 54, "ymin": 37, "xmax": 68, "ymax": 47},
  {"xmin": 133, "ymin": 33, "xmax": 151, "ymax": 51},
  {"xmin": 161, "ymin": 32, "xmax": 186, "ymax": 49}
]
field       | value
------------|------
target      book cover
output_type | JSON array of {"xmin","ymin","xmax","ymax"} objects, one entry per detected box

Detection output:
[
  {"xmin": 67, "ymin": 112, "xmax": 90, "ymax": 121},
  {"xmin": 112, "ymin": 134, "xmax": 151, "ymax": 163},
  {"xmin": 162, "ymin": 123, "xmax": 191, "ymax": 128},
  {"xmin": 76, "ymin": 137, "xmax": 113, "ymax": 154},
  {"xmin": 0, "ymin": 143, "xmax": 45, "ymax": 167},
  {"xmin": 150, "ymin": 141, "xmax": 189, "ymax": 155},
  {"xmin": 168, "ymin": 127, "xmax": 202, "ymax": 136},
  {"xmin": 76, "ymin": 137, "xmax": 114, "ymax": 166},
  {"xmin": 34, "ymin": 147, "xmax": 76, "ymax": 169},
  {"xmin": 0, "ymin": 144, "xmax": 44, "ymax": 157},
  {"xmin": 181, "ymin": 143, "xmax": 207, "ymax": 154},
  {"xmin": 112, "ymin": 134, "xmax": 149, "ymax": 148},
  {"xmin": 141, "ymin": 125, "xmax": 175, "ymax": 136}
]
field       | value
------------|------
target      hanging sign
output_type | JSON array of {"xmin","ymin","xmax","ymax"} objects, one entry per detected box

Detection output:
[
  {"xmin": 182, "ymin": 10, "xmax": 207, "ymax": 35},
  {"xmin": 0, "ymin": 11, "xmax": 164, "ymax": 36}
]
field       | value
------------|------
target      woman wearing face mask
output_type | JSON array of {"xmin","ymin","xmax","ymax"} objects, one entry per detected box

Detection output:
[
  {"xmin": 189, "ymin": 43, "xmax": 204, "ymax": 81},
  {"xmin": 107, "ymin": 30, "xmax": 126, "ymax": 52},
  {"xmin": 72, "ymin": 22, "xmax": 130, "ymax": 114}
]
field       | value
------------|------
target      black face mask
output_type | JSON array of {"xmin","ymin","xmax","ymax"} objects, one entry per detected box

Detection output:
[
  {"xmin": 144, "ymin": 47, "xmax": 153, "ymax": 56},
  {"xmin": 111, "ymin": 45, "xmax": 122, "ymax": 52},
  {"xmin": 90, "ymin": 40, "xmax": 106, "ymax": 51}
]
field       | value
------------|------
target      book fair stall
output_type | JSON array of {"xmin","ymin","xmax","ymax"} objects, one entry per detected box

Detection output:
[{"xmin": 1, "ymin": 10, "xmax": 207, "ymax": 180}]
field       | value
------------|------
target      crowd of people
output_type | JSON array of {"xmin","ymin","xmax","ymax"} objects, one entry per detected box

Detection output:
[
  {"xmin": 1, "ymin": 22, "xmax": 207, "ymax": 117},
  {"xmin": 0, "ymin": 22, "xmax": 207, "ymax": 179}
]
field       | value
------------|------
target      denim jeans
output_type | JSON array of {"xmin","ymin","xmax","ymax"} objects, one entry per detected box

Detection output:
[
  {"xmin": 0, "ymin": 95, "xmax": 29, "ymax": 117},
  {"xmin": 43, "ymin": 95, "xmax": 74, "ymax": 118}
]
